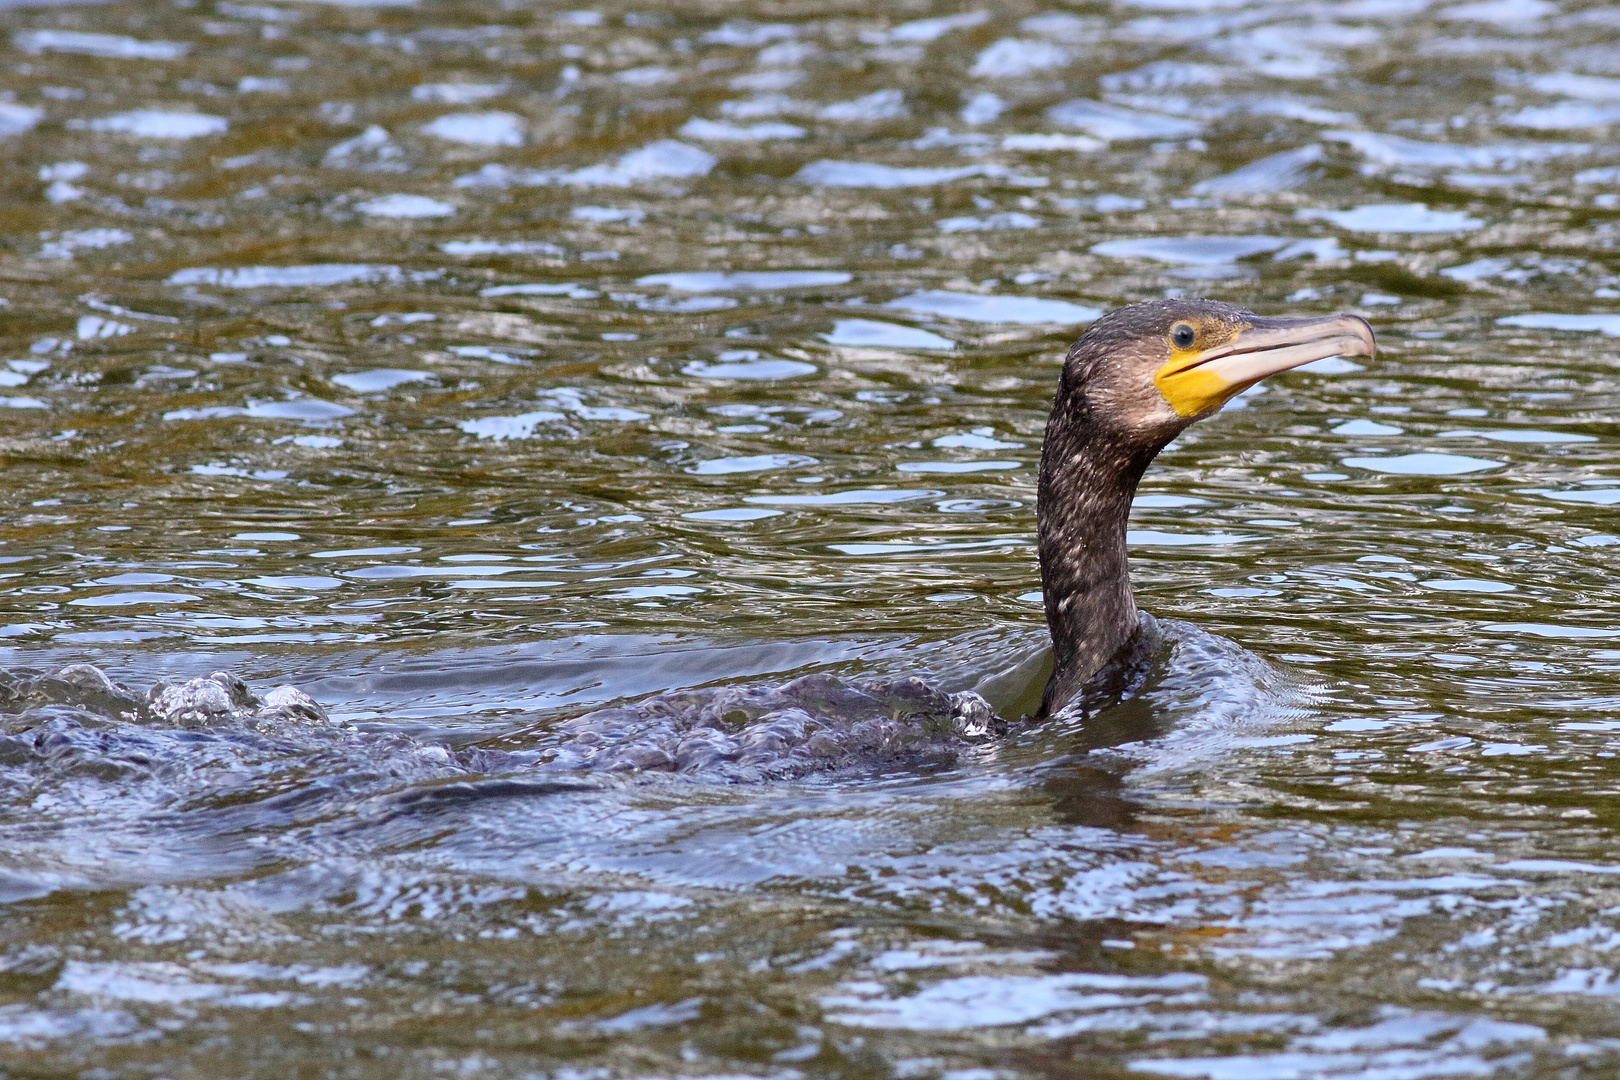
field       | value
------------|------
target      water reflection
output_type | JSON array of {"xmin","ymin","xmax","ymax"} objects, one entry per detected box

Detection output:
[{"xmin": 6, "ymin": 0, "xmax": 1620, "ymax": 1075}]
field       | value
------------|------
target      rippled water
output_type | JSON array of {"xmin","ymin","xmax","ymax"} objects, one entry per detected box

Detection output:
[{"xmin": 6, "ymin": 0, "xmax": 1620, "ymax": 1076}]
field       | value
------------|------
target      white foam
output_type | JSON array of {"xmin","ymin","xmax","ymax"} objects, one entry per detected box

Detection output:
[
  {"xmin": 168, "ymin": 265, "xmax": 402, "ymax": 288},
  {"xmin": 13, "ymin": 30, "xmax": 188, "ymax": 60},
  {"xmin": 678, "ymin": 118, "xmax": 806, "ymax": 141},
  {"xmin": 821, "ymin": 320, "xmax": 954, "ymax": 349},
  {"xmin": 1297, "ymin": 203, "xmax": 1484, "ymax": 232},
  {"xmin": 886, "ymin": 290, "xmax": 1100, "ymax": 325},
  {"xmin": 355, "ymin": 194, "xmax": 455, "ymax": 218},
  {"xmin": 76, "ymin": 110, "xmax": 227, "ymax": 139},
  {"xmin": 421, "ymin": 111, "xmax": 524, "ymax": 147},
  {"xmin": 971, "ymin": 39, "xmax": 1071, "ymax": 78},
  {"xmin": 1045, "ymin": 99, "xmax": 1201, "ymax": 140}
]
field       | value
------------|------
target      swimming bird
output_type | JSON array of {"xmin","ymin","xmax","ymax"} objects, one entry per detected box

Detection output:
[{"xmin": 1035, "ymin": 299, "xmax": 1375, "ymax": 718}]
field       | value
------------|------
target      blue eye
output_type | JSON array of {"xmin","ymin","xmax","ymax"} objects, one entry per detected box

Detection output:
[{"xmin": 1171, "ymin": 324, "xmax": 1196, "ymax": 349}]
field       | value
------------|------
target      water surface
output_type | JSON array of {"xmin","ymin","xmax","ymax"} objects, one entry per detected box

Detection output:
[{"xmin": 5, "ymin": 0, "xmax": 1620, "ymax": 1077}]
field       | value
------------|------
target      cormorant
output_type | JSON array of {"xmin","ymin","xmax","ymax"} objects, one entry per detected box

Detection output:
[{"xmin": 1035, "ymin": 299, "xmax": 1376, "ymax": 718}]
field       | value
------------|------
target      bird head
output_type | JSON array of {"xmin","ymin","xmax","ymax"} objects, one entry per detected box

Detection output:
[{"xmin": 1058, "ymin": 299, "xmax": 1376, "ymax": 446}]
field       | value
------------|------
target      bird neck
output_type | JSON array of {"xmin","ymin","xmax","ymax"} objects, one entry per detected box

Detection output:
[{"xmin": 1036, "ymin": 406, "xmax": 1162, "ymax": 717}]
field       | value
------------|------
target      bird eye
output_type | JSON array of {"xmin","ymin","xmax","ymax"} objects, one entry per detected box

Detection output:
[{"xmin": 1170, "ymin": 324, "xmax": 1197, "ymax": 349}]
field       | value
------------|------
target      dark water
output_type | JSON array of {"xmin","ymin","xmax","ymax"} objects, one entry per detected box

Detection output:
[{"xmin": 5, "ymin": 0, "xmax": 1620, "ymax": 1076}]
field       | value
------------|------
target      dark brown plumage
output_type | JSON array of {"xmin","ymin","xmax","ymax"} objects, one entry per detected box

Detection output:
[{"xmin": 1035, "ymin": 300, "xmax": 1375, "ymax": 718}]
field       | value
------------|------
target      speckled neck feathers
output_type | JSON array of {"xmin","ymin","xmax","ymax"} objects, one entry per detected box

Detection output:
[{"xmin": 1036, "ymin": 395, "xmax": 1168, "ymax": 718}]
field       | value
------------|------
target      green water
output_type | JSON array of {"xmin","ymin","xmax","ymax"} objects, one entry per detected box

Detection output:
[{"xmin": 5, "ymin": 0, "xmax": 1620, "ymax": 1077}]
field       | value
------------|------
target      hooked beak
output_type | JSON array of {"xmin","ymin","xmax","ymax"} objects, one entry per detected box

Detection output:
[{"xmin": 1155, "ymin": 313, "xmax": 1377, "ymax": 418}]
